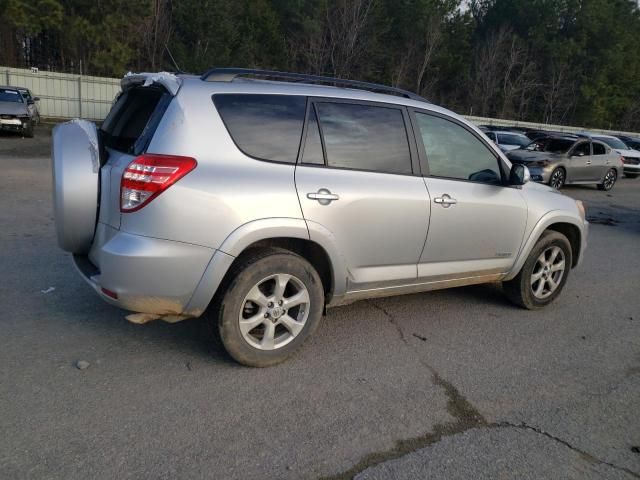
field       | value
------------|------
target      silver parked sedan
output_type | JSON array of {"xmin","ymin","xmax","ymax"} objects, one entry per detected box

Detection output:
[{"xmin": 506, "ymin": 135, "xmax": 624, "ymax": 190}]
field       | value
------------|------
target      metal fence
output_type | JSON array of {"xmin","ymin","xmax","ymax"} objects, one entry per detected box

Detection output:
[
  {"xmin": 2, "ymin": 65, "xmax": 638, "ymax": 136},
  {"xmin": 2, "ymin": 66, "xmax": 120, "ymax": 121}
]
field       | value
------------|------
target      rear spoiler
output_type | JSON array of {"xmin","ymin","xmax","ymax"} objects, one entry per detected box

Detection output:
[{"xmin": 121, "ymin": 72, "xmax": 182, "ymax": 96}]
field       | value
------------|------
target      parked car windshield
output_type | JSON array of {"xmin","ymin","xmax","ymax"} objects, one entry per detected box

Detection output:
[
  {"xmin": 499, "ymin": 133, "xmax": 529, "ymax": 146},
  {"xmin": 0, "ymin": 88, "xmax": 24, "ymax": 103},
  {"xmin": 593, "ymin": 136, "xmax": 627, "ymax": 150},
  {"xmin": 526, "ymin": 137, "xmax": 574, "ymax": 153}
]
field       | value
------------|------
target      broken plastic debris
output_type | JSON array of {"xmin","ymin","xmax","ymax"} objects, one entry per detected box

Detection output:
[
  {"xmin": 125, "ymin": 313, "xmax": 161, "ymax": 324},
  {"xmin": 41, "ymin": 287, "xmax": 56, "ymax": 294}
]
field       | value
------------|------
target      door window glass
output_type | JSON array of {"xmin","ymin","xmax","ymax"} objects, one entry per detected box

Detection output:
[
  {"xmin": 415, "ymin": 113, "xmax": 502, "ymax": 184},
  {"xmin": 571, "ymin": 142, "xmax": 590, "ymax": 156},
  {"xmin": 315, "ymin": 102, "xmax": 412, "ymax": 174},
  {"xmin": 592, "ymin": 142, "xmax": 606, "ymax": 155}
]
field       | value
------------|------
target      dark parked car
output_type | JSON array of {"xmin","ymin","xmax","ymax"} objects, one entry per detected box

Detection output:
[{"xmin": 0, "ymin": 86, "xmax": 40, "ymax": 137}]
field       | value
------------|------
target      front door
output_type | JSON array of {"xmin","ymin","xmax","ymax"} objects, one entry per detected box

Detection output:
[
  {"xmin": 411, "ymin": 111, "xmax": 528, "ymax": 280},
  {"xmin": 295, "ymin": 100, "xmax": 430, "ymax": 290},
  {"xmin": 567, "ymin": 140, "xmax": 593, "ymax": 181}
]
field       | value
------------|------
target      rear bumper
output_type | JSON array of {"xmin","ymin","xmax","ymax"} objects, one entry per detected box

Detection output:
[{"xmin": 75, "ymin": 223, "xmax": 216, "ymax": 317}]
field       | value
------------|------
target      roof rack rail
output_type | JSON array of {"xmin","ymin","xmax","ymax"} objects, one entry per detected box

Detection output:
[{"xmin": 200, "ymin": 68, "xmax": 428, "ymax": 103}]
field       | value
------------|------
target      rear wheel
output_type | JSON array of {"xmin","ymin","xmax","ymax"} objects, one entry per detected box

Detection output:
[
  {"xmin": 549, "ymin": 168, "xmax": 565, "ymax": 189},
  {"xmin": 503, "ymin": 231, "xmax": 572, "ymax": 309},
  {"xmin": 597, "ymin": 168, "xmax": 617, "ymax": 191},
  {"xmin": 212, "ymin": 249, "xmax": 324, "ymax": 367}
]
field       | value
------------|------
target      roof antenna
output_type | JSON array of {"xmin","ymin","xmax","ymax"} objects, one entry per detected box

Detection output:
[{"xmin": 164, "ymin": 44, "xmax": 184, "ymax": 74}]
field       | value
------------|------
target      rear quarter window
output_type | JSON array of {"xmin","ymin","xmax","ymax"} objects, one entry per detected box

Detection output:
[{"xmin": 214, "ymin": 94, "xmax": 306, "ymax": 164}]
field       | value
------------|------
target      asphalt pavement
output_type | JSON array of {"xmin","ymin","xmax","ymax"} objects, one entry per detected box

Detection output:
[{"xmin": 1, "ymin": 127, "xmax": 639, "ymax": 479}]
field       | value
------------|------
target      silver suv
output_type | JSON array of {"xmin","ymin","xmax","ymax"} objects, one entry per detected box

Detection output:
[{"xmin": 52, "ymin": 69, "xmax": 588, "ymax": 367}]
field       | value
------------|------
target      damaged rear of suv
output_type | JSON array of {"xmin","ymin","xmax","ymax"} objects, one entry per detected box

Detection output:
[{"xmin": 52, "ymin": 69, "xmax": 588, "ymax": 367}]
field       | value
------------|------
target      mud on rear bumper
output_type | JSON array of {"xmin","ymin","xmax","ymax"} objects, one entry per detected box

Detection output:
[{"xmin": 73, "ymin": 224, "xmax": 217, "ymax": 320}]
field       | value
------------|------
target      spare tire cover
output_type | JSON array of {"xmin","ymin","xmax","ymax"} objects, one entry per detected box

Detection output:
[{"xmin": 51, "ymin": 119, "xmax": 100, "ymax": 254}]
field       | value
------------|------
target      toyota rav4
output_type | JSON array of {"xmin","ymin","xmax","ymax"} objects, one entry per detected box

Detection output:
[{"xmin": 52, "ymin": 69, "xmax": 588, "ymax": 367}]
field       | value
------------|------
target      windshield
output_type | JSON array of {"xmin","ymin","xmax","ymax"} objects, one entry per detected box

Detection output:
[
  {"xmin": 499, "ymin": 133, "xmax": 529, "ymax": 147},
  {"xmin": 593, "ymin": 136, "xmax": 627, "ymax": 150},
  {"xmin": 526, "ymin": 138, "xmax": 575, "ymax": 154},
  {"xmin": 0, "ymin": 89, "xmax": 24, "ymax": 103}
]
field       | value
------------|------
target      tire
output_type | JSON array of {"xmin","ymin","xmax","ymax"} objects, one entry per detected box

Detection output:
[
  {"xmin": 212, "ymin": 248, "xmax": 324, "ymax": 367},
  {"xmin": 624, "ymin": 173, "xmax": 638, "ymax": 179},
  {"xmin": 24, "ymin": 120, "xmax": 34, "ymax": 138},
  {"xmin": 597, "ymin": 168, "xmax": 617, "ymax": 191},
  {"xmin": 549, "ymin": 168, "xmax": 565, "ymax": 189},
  {"xmin": 503, "ymin": 231, "xmax": 572, "ymax": 310}
]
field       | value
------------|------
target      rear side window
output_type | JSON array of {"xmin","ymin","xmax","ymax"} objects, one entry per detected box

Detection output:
[
  {"xmin": 214, "ymin": 94, "xmax": 306, "ymax": 163},
  {"xmin": 314, "ymin": 102, "xmax": 412, "ymax": 175},
  {"xmin": 101, "ymin": 86, "xmax": 171, "ymax": 155}
]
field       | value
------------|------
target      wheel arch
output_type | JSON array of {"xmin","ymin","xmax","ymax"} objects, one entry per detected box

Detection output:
[
  {"xmin": 505, "ymin": 212, "xmax": 585, "ymax": 280},
  {"xmin": 185, "ymin": 218, "xmax": 347, "ymax": 316}
]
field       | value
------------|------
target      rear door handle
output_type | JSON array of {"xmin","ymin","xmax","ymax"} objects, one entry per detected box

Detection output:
[
  {"xmin": 433, "ymin": 194, "xmax": 457, "ymax": 208},
  {"xmin": 307, "ymin": 188, "xmax": 339, "ymax": 205},
  {"xmin": 586, "ymin": 160, "xmax": 592, "ymax": 165}
]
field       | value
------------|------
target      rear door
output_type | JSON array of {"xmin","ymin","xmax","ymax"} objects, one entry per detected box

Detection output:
[
  {"xmin": 295, "ymin": 99, "xmax": 430, "ymax": 290},
  {"xmin": 411, "ymin": 110, "xmax": 528, "ymax": 280}
]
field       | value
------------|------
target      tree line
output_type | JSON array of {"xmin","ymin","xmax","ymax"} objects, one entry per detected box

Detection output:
[{"xmin": 2, "ymin": 0, "xmax": 640, "ymax": 131}]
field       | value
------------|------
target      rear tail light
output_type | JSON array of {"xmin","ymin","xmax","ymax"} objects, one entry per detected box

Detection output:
[{"xmin": 121, "ymin": 154, "xmax": 197, "ymax": 212}]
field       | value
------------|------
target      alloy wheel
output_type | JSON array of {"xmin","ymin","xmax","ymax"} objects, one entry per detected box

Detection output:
[
  {"xmin": 603, "ymin": 169, "xmax": 616, "ymax": 190},
  {"xmin": 550, "ymin": 169, "xmax": 565, "ymax": 189},
  {"xmin": 238, "ymin": 273, "xmax": 310, "ymax": 350},
  {"xmin": 530, "ymin": 246, "xmax": 566, "ymax": 300}
]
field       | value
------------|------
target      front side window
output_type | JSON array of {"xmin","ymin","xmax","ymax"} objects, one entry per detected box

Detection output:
[
  {"xmin": 571, "ymin": 142, "xmax": 591, "ymax": 156},
  {"xmin": 415, "ymin": 113, "xmax": 502, "ymax": 184},
  {"xmin": 214, "ymin": 94, "xmax": 306, "ymax": 163},
  {"xmin": 592, "ymin": 142, "xmax": 607, "ymax": 155},
  {"xmin": 314, "ymin": 102, "xmax": 412, "ymax": 175}
]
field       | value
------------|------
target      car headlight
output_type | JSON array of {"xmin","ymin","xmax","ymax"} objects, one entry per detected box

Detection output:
[{"xmin": 575, "ymin": 200, "xmax": 586, "ymax": 222}]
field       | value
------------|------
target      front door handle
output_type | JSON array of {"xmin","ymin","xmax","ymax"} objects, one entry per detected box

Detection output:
[
  {"xmin": 307, "ymin": 188, "xmax": 339, "ymax": 205},
  {"xmin": 433, "ymin": 194, "xmax": 457, "ymax": 208},
  {"xmin": 586, "ymin": 160, "xmax": 592, "ymax": 165}
]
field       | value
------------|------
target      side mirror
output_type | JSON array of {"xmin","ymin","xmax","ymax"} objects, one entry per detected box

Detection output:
[
  {"xmin": 33, "ymin": 97, "xmax": 40, "ymax": 102},
  {"xmin": 572, "ymin": 151, "xmax": 584, "ymax": 157},
  {"xmin": 509, "ymin": 163, "xmax": 530, "ymax": 186}
]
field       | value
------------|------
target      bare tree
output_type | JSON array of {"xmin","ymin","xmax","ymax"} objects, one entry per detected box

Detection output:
[
  {"xmin": 415, "ymin": 15, "xmax": 443, "ymax": 96},
  {"xmin": 325, "ymin": 0, "xmax": 376, "ymax": 78},
  {"xmin": 141, "ymin": 0, "xmax": 173, "ymax": 71},
  {"xmin": 471, "ymin": 25, "xmax": 510, "ymax": 116}
]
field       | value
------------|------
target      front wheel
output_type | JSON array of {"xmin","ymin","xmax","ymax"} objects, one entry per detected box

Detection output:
[
  {"xmin": 597, "ymin": 168, "xmax": 617, "ymax": 191},
  {"xmin": 24, "ymin": 120, "xmax": 34, "ymax": 138},
  {"xmin": 549, "ymin": 168, "xmax": 565, "ymax": 189},
  {"xmin": 503, "ymin": 231, "xmax": 572, "ymax": 310},
  {"xmin": 212, "ymin": 249, "xmax": 324, "ymax": 367}
]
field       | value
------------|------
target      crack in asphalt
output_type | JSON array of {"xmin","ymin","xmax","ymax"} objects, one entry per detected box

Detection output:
[
  {"xmin": 490, "ymin": 422, "xmax": 640, "ymax": 479},
  {"xmin": 320, "ymin": 300, "xmax": 639, "ymax": 480}
]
